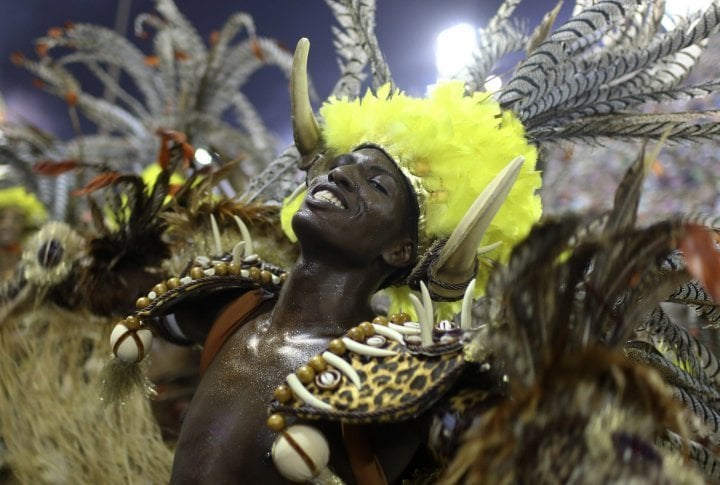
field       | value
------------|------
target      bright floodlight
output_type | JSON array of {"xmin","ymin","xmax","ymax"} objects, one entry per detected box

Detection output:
[
  {"xmin": 484, "ymin": 75, "xmax": 502, "ymax": 93},
  {"xmin": 435, "ymin": 23, "xmax": 477, "ymax": 79},
  {"xmin": 663, "ymin": 0, "xmax": 714, "ymax": 28},
  {"xmin": 195, "ymin": 147, "xmax": 213, "ymax": 166}
]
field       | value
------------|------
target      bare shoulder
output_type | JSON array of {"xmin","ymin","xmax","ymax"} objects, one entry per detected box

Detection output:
[{"xmin": 171, "ymin": 309, "xmax": 287, "ymax": 484}]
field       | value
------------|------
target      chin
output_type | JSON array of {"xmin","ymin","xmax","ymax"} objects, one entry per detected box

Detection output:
[
  {"xmin": 291, "ymin": 207, "xmax": 318, "ymax": 241},
  {"xmin": 291, "ymin": 210, "xmax": 367, "ymax": 264},
  {"xmin": 292, "ymin": 208, "xmax": 335, "ymax": 250}
]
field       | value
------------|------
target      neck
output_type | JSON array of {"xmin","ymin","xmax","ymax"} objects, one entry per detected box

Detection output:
[{"xmin": 271, "ymin": 254, "xmax": 383, "ymax": 335}]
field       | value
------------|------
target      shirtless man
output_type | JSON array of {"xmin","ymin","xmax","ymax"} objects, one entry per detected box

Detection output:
[
  {"xmin": 114, "ymin": 38, "xmax": 539, "ymax": 483},
  {"xmin": 170, "ymin": 144, "xmax": 421, "ymax": 483}
]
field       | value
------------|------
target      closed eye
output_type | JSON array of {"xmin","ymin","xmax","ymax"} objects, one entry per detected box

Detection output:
[{"xmin": 369, "ymin": 178, "xmax": 388, "ymax": 195}]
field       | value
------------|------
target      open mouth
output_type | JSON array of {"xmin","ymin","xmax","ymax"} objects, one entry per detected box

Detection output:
[{"xmin": 310, "ymin": 187, "xmax": 347, "ymax": 209}]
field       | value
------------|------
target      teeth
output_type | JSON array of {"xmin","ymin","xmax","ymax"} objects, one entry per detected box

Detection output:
[{"xmin": 313, "ymin": 189, "xmax": 345, "ymax": 208}]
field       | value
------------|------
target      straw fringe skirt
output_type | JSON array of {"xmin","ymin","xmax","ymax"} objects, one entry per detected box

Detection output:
[{"xmin": 0, "ymin": 305, "xmax": 172, "ymax": 483}]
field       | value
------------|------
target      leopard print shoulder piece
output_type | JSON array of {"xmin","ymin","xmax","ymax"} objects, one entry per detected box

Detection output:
[{"xmin": 269, "ymin": 319, "xmax": 467, "ymax": 424}]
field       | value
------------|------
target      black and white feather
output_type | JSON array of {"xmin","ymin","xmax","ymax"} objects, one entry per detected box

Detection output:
[
  {"xmin": 325, "ymin": 0, "xmax": 392, "ymax": 97},
  {"xmin": 496, "ymin": 1, "xmax": 720, "ymax": 145},
  {"xmin": 8, "ymin": 0, "xmax": 292, "ymax": 208},
  {"xmin": 448, "ymin": 0, "xmax": 529, "ymax": 94}
]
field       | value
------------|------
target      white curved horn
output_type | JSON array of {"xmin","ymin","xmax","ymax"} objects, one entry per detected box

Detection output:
[
  {"xmin": 430, "ymin": 156, "xmax": 525, "ymax": 299},
  {"xmin": 291, "ymin": 38, "xmax": 321, "ymax": 159}
]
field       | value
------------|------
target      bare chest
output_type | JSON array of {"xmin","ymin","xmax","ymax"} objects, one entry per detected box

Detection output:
[
  {"xmin": 214, "ymin": 314, "xmax": 334, "ymax": 395},
  {"xmin": 172, "ymin": 314, "xmax": 342, "ymax": 482}
]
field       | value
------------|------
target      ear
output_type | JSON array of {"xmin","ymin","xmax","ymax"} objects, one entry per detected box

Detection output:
[{"xmin": 382, "ymin": 238, "xmax": 415, "ymax": 268}]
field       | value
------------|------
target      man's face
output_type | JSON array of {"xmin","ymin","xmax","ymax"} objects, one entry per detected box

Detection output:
[{"xmin": 292, "ymin": 146, "xmax": 417, "ymax": 267}]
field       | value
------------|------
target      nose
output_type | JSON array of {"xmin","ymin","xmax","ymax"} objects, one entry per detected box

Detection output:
[{"xmin": 328, "ymin": 166, "xmax": 357, "ymax": 192}]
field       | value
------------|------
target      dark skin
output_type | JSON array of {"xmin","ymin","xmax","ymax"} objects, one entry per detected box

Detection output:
[{"xmin": 171, "ymin": 147, "xmax": 421, "ymax": 484}]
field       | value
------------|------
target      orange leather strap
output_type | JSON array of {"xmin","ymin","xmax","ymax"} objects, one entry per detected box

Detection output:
[
  {"xmin": 199, "ymin": 289, "xmax": 265, "ymax": 375},
  {"xmin": 342, "ymin": 423, "xmax": 388, "ymax": 485}
]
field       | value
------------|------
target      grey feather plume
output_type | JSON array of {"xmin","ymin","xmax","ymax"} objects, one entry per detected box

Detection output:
[
  {"xmin": 241, "ymin": 146, "xmax": 302, "ymax": 203},
  {"xmin": 499, "ymin": 0, "xmax": 633, "ymax": 108},
  {"xmin": 459, "ymin": 24, "xmax": 527, "ymax": 94},
  {"xmin": 525, "ymin": 1, "xmax": 564, "ymax": 55},
  {"xmin": 488, "ymin": 0, "xmax": 523, "ymax": 32},
  {"xmin": 529, "ymin": 111, "xmax": 720, "ymax": 143},
  {"xmin": 325, "ymin": 0, "xmax": 392, "ymax": 94},
  {"xmin": 511, "ymin": 4, "xmax": 720, "ymax": 124}
]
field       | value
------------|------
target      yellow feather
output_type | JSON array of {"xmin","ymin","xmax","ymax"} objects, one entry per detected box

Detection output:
[{"xmin": 0, "ymin": 187, "xmax": 47, "ymax": 226}]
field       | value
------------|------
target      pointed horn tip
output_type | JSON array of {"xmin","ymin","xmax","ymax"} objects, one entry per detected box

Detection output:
[
  {"xmin": 292, "ymin": 38, "xmax": 310, "ymax": 67},
  {"xmin": 430, "ymin": 154, "xmax": 529, "ymax": 290},
  {"xmin": 296, "ymin": 37, "xmax": 310, "ymax": 50},
  {"xmin": 291, "ymin": 36, "xmax": 321, "ymax": 157},
  {"xmin": 509, "ymin": 155, "xmax": 525, "ymax": 170}
]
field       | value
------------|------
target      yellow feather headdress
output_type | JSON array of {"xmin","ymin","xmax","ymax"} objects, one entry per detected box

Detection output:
[{"xmin": 283, "ymin": 81, "xmax": 542, "ymax": 317}]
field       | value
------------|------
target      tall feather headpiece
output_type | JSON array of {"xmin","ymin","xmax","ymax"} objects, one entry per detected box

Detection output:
[{"xmin": 273, "ymin": 0, "xmax": 720, "ymax": 316}]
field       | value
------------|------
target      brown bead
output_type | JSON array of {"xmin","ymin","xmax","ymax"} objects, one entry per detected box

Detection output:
[
  {"xmin": 267, "ymin": 413, "xmax": 286, "ymax": 432},
  {"xmin": 135, "ymin": 296, "xmax": 151, "ymax": 309},
  {"xmin": 390, "ymin": 312, "xmax": 411, "ymax": 324},
  {"xmin": 358, "ymin": 322, "xmax": 375, "ymax": 338},
  {"xmin": 166, "ymin": 277, "xmax": 181, "ymax": 289},
  {"xmin": 260, "ymin": 270, "xmax": 273, "ymax": 285},
  {"xmin": 273, "ymin": 385, "xmax": 292, "ymax": 403},
  {"xmin": 308, "ymin": 355, "xmax": 327, "ymax": 372},
  {"xmin": 347, "ymin": 327, "xmax": 365, "ymax": 342},
  {"xmin": 125, "ymin": 315, "xmax": 140, "ymax": 330},
  {"xmin": 189, "ymin": 266, "xmax": 205, "ymax": 280},
  {"xmin": 227, "ymin": 262, "xmax": 240, "ymax": 275},
  {"xmin": 153, "ymin": 282, "xmax": 168, "ymax": 295},
  {"xmin": 328, "ymin": 339, "xmax": 346, "ymax": 355},
  {"xmin": 249, "ymin": 267, "xmax": 261, "ymax": 281},
  {"xmin": 279, "ymin": 273, "xmax": 287, "ymax": 284},
  {"xmin": 296, "ymin": 365, "xmax": 315, "ymax": 384},
  {"xmin": 372, "ymin": 316, "xmax": 389, "ymax": 326},
  {"xmin": 214, "ymin": 262, "xmax": 228, "ymax": 276}
]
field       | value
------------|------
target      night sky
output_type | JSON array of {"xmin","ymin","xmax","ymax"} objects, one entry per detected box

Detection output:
[{"xmin": 0, "ymin": 0, "xmax": 562, "ymax": 143}]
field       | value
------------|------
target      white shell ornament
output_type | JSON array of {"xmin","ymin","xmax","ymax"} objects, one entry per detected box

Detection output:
[
  {"xmin": 110, "ymin": 323, "xmax": 153, "ymax": 363},
  {"xmin": 271, "ymin": 425, "xmax": 330, "ymax": 482},
  {"xmin": 404, "ymin": 335, "xmax": 423, "ymax": 346},
  {"xmin": 439, "ymin": 335, "xmax": 459, "ymax": 345},
  {"xmin": 435, "ymin": 320, "xmax": 456, "ymax": 331},
  {"xmin": 315, "ymin": 369, "xmax": 342, "ymax": 391},
  {"xmin": 365, "ymin": 335, "xmax": 387, "ymax": 348}
]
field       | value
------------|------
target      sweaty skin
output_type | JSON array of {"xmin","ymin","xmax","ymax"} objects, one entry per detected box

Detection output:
[{"xmin": 171, "ymin": 148, "xmax": 422, "ymax": 483}]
